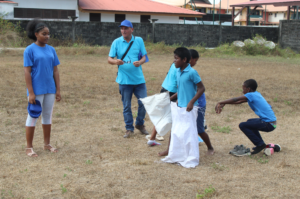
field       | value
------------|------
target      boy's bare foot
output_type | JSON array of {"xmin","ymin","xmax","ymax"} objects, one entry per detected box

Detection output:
[
  {"xmin": 26, "ymin": 148, "xmax": 38, "ymax": 157},
  {"xmin": 158, "ymin": 150, "xmax": 168, "ymax": 156},
  {"xmin": 207, "ymin": 148, "xmax": 215, "ymax": 155}
]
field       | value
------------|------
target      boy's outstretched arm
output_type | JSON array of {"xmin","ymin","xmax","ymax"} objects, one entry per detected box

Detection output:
[
  {"xmin": 187, "ymin": 81, "xmax": 205, "ymax": 112},
  {"xmin": 215, "ymin": 96, "xmax": 247, "ymax": 114}
]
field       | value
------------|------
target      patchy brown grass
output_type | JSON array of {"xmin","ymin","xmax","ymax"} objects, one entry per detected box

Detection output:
[{"xmin": 0, "ymin": 49, "xmax": 300, "ymax": 199}]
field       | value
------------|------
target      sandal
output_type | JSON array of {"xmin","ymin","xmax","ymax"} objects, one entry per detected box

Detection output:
[
  {"xmin": 26, "ymin": 148, "xmax": 38, "ymax": 157},
  {"xmin": 156, "ymin": 135, "xmax": 164, "ymax": 141},
  {"xmin": 44, "ymin": 144, "xmax": 58, "ymax": 153}
]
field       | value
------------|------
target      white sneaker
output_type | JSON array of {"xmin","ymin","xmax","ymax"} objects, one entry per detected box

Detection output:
[{"xmin": 147, "ymin": 140, "xmax": 161, "ymax": 146}]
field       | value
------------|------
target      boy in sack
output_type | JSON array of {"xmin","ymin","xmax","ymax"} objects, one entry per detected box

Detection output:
[
  {"xmin": 215, "ymin": 79, "xmax": 277, "ymax": 155},
  {"xmin": 161, "ymin": 47, "xmax": 205, "ymax": 168}
]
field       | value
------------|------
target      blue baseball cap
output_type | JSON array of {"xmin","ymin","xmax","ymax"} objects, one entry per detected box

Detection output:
[
  {"xmin": 119, "ymin": 20, "xmax": 133, "ymax": 28},
  {"xmin": 27, "ymin": 100, "xmax": 42, "ymax": 118}
]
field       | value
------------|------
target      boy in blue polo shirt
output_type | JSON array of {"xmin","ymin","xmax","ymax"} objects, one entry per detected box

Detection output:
[
  {"xmin": 215, "ymin": 79, "xmax": 277, "ymax": 155},
  {"xmin": 159, "ymin": 47, "xmax": 205, "ymax": 157}
]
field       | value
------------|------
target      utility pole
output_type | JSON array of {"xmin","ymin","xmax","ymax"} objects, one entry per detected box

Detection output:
[
  {"xmin": 149, "ymin": 19, "xmax": 158, "ymax": 43},
  {"xmin": 213, "ymin": 0, "xmax": 215, "ymax": 25},
  {"xmin": 69, "ymin": 16, "xmax": 78, "ymax": 43}
]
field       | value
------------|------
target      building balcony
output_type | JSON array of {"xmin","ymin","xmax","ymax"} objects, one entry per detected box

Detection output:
[{"xmin": 250, "ymin": 15, "xmax": 263, "ymax": 18}]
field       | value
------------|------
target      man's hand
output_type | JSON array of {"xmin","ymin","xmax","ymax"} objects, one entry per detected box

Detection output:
[
  {"xmin": 28, "ymin": 93, "xmax": 36, "ymax": 104},
  {"xmin": 186, "ymin": 102, "xmax": 194, "ymax": 112},
  {"xmin": 133, "ymin": 61, "xmax": 141, "ymax": 67},
  {"xmin": 215, "ymin": 103, "xmax": 225, "ymax": 114},
  {"xmin": 116, "ymin": 59, "xmax": 124, "ymax": 65}
]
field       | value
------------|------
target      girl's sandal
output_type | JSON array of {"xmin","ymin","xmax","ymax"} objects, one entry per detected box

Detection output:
[
  {"xmin": 44, "ymin": 144, "xmax": 58, "ymax": 153},
  {"xmin": 26, "ymin": 148, "xmax": 38, "ymax": 157}
]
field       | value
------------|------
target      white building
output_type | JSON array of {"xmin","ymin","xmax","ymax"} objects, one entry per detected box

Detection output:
[{"xmin": 0, "ymin": 0, "xmax": 204, "ymax": 23}]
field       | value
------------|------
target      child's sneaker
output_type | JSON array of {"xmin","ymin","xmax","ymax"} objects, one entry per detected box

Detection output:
[
  {"xmin": 264, "ymin": 143, "xmax": 281, "ymax": 156},
  {"xmin": 147, "ymin": 140, "xmax": 161, "ymax": 146},
  {"xmin": 251, "ymin": 144, "xmax": 266, "ymax": 155},
  {"xmin": 230, "ymin": 145, "xmax": 245, "ymax": 155},
  {"xmin": 234, "ymin": 147, "xmax": 251, "ymax": 156}
]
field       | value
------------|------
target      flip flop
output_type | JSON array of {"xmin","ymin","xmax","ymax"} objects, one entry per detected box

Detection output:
[
  {"xmin": 156, "ymin": 135, "xmax": 164, "ymax": 141},
  {"xmin": 44, "ymin": 144, "xmax": 58, "ymax": 153},
  {"xmin": 26, "ymin": 148, "xmax": 37, "ymax": 157},
  {"xmin": 145, "ymin": 135, "xmax": 151, "ymax": 140}
]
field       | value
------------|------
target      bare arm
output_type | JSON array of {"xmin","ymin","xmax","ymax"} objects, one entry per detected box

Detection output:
[
  {"xmin": 24, "ymin": 67, "xmax": 36, "ymax": 104},
  {"xmin": 108, "ymin": 57, "xmax": 124, "ymax": 66},
  {"xmin": 53, "ymin": 66, "xmax": 61, "ymax": 102},
  {"xmin": 133, "ymin": 55, "xmax": 146, "ymax": 67},
  {"xmin": 215, "ymin": 96, "xmax": 248, "ymax": 114},
  {"xmin": 186, "ymin": 81, "xmax": 205, "ymax": 112},
  {"xmin": 170, "ymin": 93, "xmax": 177, "ymax": 101}
]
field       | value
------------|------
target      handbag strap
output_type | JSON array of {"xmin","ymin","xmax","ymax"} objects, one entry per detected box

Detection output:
[{"xmin": 121, "ymin": 36, "xmax": 135, "ymax": 61}]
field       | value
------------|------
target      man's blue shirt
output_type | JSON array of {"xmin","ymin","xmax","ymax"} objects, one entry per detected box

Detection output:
[
  {"xmin": 245, "ymin": 91, "xmax": 277, "ymax": 122},
  {"xmin": 161, "ymin": 63, "xmax": 178, "ymax": 93},
  {"xmin": 109, "ymin": 35, "xmax": 147, "ymax": 85},
  {"xmin": 177, "ymin": 64, "xmax": 201, "ymax": 107},
  {"xmin": 24, "ymin": 43, "xmax": 60, "ymax": 96}
]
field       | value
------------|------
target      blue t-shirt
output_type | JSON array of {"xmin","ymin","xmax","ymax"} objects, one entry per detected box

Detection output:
[
  {"xmin": 161, "ymin": 63, "xmax": 178, "ymax": 93},
  {"xmin": 23, "ymin": 43, "xmax": 60, "ymax": 96},
  {"xmin": 177, "ymin": 64, "xmax": 201, "ymax": 107},
  {"xmin": 244, "ymin": 91, "xmax": 277, "ymax": 122},
  {"xmin": 197, "ymin": 93, "xmax": 206, "ymax": 108},
  {"xmin": 109, "ymin": 35, "xmax": 147, "ymax": 85}
]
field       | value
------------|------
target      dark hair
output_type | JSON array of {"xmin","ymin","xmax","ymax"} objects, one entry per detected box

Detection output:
[
  {"xmin": 26, "ymin": 19, "xmax": 48, "ymax": 41},
  {"xmin": 174, "ymin": 47, "xmax": 191, "ymax": 63},
  {"xmin": 244, "ymin": 79, "xmax": 257, "ymax": 91},
  {"xmin": 189, "ymin": 49, "xmax": 199, "ymax": 59}
]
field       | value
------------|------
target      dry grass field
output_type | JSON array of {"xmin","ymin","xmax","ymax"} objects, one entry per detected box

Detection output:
[{"xmin": 0, "ymin": 48, "xmax": 300, "ymax": 199}]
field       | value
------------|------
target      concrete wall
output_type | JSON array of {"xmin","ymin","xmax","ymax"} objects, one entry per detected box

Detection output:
[
  {"xmin": 0, "ymin": 3, "xmax": 17, "ymax": 19},
  {"xmin": 12, "ymin": 20, "xmax": 279, "ymax": 47},
  {"xmin": 279, "ymin": 20, "xmax": 300, "ymax": 52}
]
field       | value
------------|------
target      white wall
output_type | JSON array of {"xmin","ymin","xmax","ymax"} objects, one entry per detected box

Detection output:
[
  {"xmin": 126, "ymin": 14, "xmax": 140, "ymax": 23},
  {"xmin": 151, "ymin": 15, "xmax": 179, "ymax": 24},
  {"xmin": 11, "ymin": 0, "xmax": 79, "ymax": 20},
  {"xmin": 101, "ymin": 13, "xmax": 114, "ymax": 22},
  {"xmin": 268, "ymin": 12, "xmax": 285, "ymax": 23},
  {"xmin": 0, "ymin": 3, "xmax": 17, "ymax": 19},
  {"xmin": 79, "ymin": 12, "xmax": 89, "ymax": 22}
]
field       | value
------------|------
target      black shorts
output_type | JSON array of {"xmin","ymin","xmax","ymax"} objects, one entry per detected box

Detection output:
[{"xmin": 160, "ymin": 87, "xmax": 177, "ymax": 102}]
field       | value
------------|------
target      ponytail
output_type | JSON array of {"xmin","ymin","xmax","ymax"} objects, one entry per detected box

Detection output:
[{"xmin": 26, "ymin": 19, "xmax": 48, "ymax": 41}]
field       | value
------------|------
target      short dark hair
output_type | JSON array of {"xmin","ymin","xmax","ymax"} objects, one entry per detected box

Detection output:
[
  {"xmin": 174, "ymin": 47, "xmax": 191, "ymax": 63},
  {"xmin": 244, "ymin": 79, "xmax": 257, "ymax": 91},
  {"xmin": 189, "ymin": 49, "xmax": 199, "ymax": 59},
  {"xmin": 26, "ymin": 19, "xmax": 48, "ymax": 41}
]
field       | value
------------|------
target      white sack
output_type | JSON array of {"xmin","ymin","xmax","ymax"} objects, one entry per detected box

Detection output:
[
  {"xmin": 161, "ymin": 102, "xmax": 199, "ymax": 168},
  {"xmin": 139, "ymin": 92, "xmax": 172, "ymax": 136}
]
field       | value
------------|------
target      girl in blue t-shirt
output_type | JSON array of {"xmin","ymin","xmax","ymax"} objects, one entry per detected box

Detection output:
[
  {"xmin": 215, "ymin": 79, "xmax": 277, "ymax": 155},
  {"xmin": 24, "ymin": 19, "xmax": 61, "ymax": 157}
]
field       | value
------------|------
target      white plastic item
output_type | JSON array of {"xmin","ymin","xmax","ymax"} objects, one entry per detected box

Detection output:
[
  {"xmin": 139, "ymin": 92, "xmax": 172, "ymax": 137},
  {"xmin": 161, "ymin": 102, "xmax": 199, "ymax": 168}
]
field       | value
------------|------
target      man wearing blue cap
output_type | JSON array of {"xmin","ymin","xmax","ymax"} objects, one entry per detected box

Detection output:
[{"xmin": 108, "ymin": 20, "xmax": 149, "ymax": 138}]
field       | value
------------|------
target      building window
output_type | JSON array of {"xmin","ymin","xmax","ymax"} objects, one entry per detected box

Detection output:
[
  {"xmin": 90, "ymin": 13, "xmax": 101, "ymax": 21},
  {"xmin": 141, "ymin": 15, "xmax": 150, "ymax": 23},
  {"xmin": 275, "ymin": 13, "xmax": 277, "ymax": 17},
  {"xmin": 115, "ymin": 14, "xmax": 125, "ymax": 22},
  {"xmin": 284, "ymin": 13, "xmax": 286, "ymax": 18},
  {"xmin": 14, "ymin": 8, "xmax": 75, "ymax": 19}
]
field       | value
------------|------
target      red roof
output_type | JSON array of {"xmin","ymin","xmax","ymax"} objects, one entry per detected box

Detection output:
[
  {"xmin": 79, "ymin": 0, "xmax": 205, "ymax": 17},
  {"xmin": 230, "ymin": 0, "xmax": 300, "ymax": 7},
  {"xmin": 0, "ymin": 1, "xmax": 18, "ymax": 4}
]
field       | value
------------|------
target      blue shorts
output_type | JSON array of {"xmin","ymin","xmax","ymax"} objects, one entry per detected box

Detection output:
[{"xmin": 196, "ymin": 106, "xmax": 206, "ymax": 134}]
